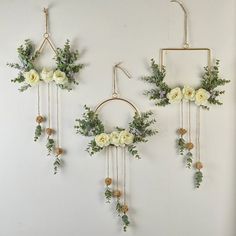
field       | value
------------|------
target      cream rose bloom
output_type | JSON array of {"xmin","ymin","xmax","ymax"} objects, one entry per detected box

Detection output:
[
  {"xmin": 182, "ymin": 85, "xmax": 195, "ymax": 101},
  {"xmin": 110, "ymin": 131, "xmax": 120, "ymax": 146},
  {"xmin": 24, "ymin": 69, "xmax": 40, "ymax": 86},
  {"xmin": 53, "ymin": 70, "xmax": 68, "ymax": 85},
  {"xmin": 95, "ymin": 133, "xmax": 110, "ymax": 148},
  {"xmin": 41, "ymin": 68, "xmax": 53, "ymax": 83},
  {"xmin": 195, "ymin": 88, "xmax": 210, "ymax": 106},
  {"xmin": 119, "ymin": 130, "xmax": 134, "ymax": 146},
  {"xmin": 167, "ymin": 87, "xmax": 183, "ymax": 103}
]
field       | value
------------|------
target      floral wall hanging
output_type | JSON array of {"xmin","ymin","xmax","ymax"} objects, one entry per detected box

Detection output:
[
  {"xmin": 8, "ymin": 8, "xmax": 84, "ymax": 174},
  {"xmin": 75, "ymin": 63, "xmax": 157, "ymax": 231},
  {"xmin": 142, "ymin": 1, "xmax": 229, "ymax": 188}
]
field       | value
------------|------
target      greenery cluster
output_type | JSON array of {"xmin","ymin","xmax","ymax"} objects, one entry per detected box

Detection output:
[
  {"xmin": 121, "ymin": 214, "xmax": 130, "ymax": 232},
  {"xmin": 195, "ymin": 170, "xmax": 203, "ymax": 188},
  {"xmin": 201, "ymin": 60, "xmax": 230, "ymax": 108},
  {"xmin": 177, "ymin": 137, "xmax": 185, "ymax": 155},
  {"xmin": 46, "ymin": 138, "xmax": 55, "ymax": 156},
  {"xmin": 34, "ymin": 124, "xmax": 42, "ymax": 142},
  {"xmin": 142, "ymin": 59, "xmax": 170, "ymax": 106},
  {"xmin": 54, "ymin": 40, "xmax": 84, "ymax": 91},
  {"xmin": 177, "ymin": 136, "xmax": 194, "ymax": 169},
  {"xmin": 75, "ymin": 106, "xmax": 157, "ymax": 158},
  {"xmin": 115, "ymin": 200, "xmax": 130, "ymax": 232},
  {"xmin": 7, "ymin": 39, "xmax": 39, "ymax": 92},
  {"xmin": 53, "ymin": 157, "xmax": 61, "ymax": 175},
  {"xmin": 104, "ymin": 186, "xmax": 112, "ymax": 203},
  {"xmin": 143, "ymin": 59, "xmax": 229, "ymax": 109},
  {"xmin": 185, "ymin": 151, "xmax": 193, "ymax": 169},
  {"xmin": 8, "ymin": 39, "xmax": 83, "ymax": 91}
]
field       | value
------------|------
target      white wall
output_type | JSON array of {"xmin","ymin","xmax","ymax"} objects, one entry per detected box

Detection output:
[{"xmin": 0, "ymin": 0, "xmax": 235, "ymax": 235}]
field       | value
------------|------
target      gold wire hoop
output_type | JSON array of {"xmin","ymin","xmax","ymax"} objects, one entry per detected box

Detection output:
[{"xmin": 95, "ymin": 63, "xmax": 140, "ymax": 115}]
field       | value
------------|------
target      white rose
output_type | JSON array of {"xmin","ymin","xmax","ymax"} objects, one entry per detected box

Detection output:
[
  {"xmin": 95, "ymin": 133, "xmax": 110, "ymax": 148},
  {"xmin": 119, "ymin": 130, "xmax": 134, "ymax": 146},
  {"xmin": 41, "ymin": 68, "xmax": 53, "ymax": 83},
  {"xmin": 167, "ymin": 87, "xmax": 183, "ymax": 103},
  {"xmin": 23, "ymin": 69, "xmax": 40, "ymax": 86},
  {"xmin": 110, "ymin": 131, "xmax": 120, "ymax": 146},
  {"xmin": 195, "ymin": 88, "xmax": 210, "ymax": 106},
  {"xmin": 182, "ymin": 85, "xmax": 195, "ymax": 101},
  {"xmin": 53, "ymin": 70, "xmax": 68, "ymax": 85}
]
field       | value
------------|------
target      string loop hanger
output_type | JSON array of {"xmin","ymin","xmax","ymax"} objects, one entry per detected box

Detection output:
[
  {"xmin": 95, "ymin": 62, "xmax": 139, "ymax": 114},
  {"xmin": 112, "ymin": 62, "xmax": 132, "ymax": 98},
  {"xmin": 171, "ymin": 0, "xmax": 189, "ymax": 49},
  {"xmin": 38, "ymin": 7, "xmax": 57, "ymax": 53}
]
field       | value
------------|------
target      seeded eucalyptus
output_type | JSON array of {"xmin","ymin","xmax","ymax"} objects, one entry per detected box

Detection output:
[
  {"xmin": 34, "ymin": 124, "xmax": 43, "ymax": 142},
  {"xmin": 195, "ymin": 171, "xmax": 203, "ymax": 188}
]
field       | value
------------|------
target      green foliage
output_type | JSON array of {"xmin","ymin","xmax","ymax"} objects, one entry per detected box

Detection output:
[
  {"xmin": 195, "ymin": 170, "xmax": 203, "ymax": 188},
  {"xmin": 46, "ymin": 137, "xmax": 55, "ymax": 156},
  {"xmin": 34, "ymin": 124, "xmax": 42, "ymax": 142},
  {"xmin": 8, "ymin": 39, "xmax": 84, "ymax": 92},
  {"xmin": 143, "ymin": 59, "xmax": 229, "ymax": 108},
  {"xmin": 55, "ymin": 40, "xmax": 84, "ymax": 91},
  {"xmin": 121, "ymin": 214, "xmax": 130, "ymax": 232},
  {"xmin": 201, "ymin": 60, "xmax": 230, "ymax": 106},
  {"xmin": 75, "ymin": 105, "xmax": 105, "ymax": 137},
  {"xmin": 127, "ymin": 144, "xmax": 140, "ymax": 159},
  {"xmin": 76, "ymin": 106, "xmax": 157, "ymax": 158},
  {"xmin": 116, "ymin": 201, "xmax": 122, "ymax": 216},
  {"xmin": 129, "ymin": 111, "xmax": 157, "ymax": 143},
  {"xmin": 104, "ymin": 186, "xmax": 112, "ymax": 203},
  {"xmin": 142, "ymin": 59, "xmax": 171, "ymax": 106},
  {"xmin": 7, "ymin": 39, "xmax": 39, "ymax": 92},
  {"xmin": 177, "ymin": 137, "xmax": 186, "ymax": 155},
  {"xmin": 86, "ymin": 139, "xmax": 103, "ymax": 156},
  {"xmin": 53, "ymin": 157, "xmax": 61, "ymax": 175},
  {"xmin": 185, "ymin": 151, "xmax": 193, "ymax": 169}
]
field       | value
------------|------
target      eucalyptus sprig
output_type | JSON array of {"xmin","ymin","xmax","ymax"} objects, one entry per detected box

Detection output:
[
  {"xmin": 121, "ymin": 214, "xmax": 130, "ymax": 232},
  {"xmin": 34, "ymin": 124, "xmax": 42, "ymax": 142},
  {"xmin": 53, "ymin": 157, "xmax": 61, "ymax": 175},
  {"xmin": 177, "ymin": 137, "xmax": 186, "ymax": 155},
  {"xmin": 195, "ymin": 170, "xmax": 203, "ymax": 188},
  {"xmin": 104, "ymin": 186, "xmax": 112, "ymax": 203},
  {"xmin": 201, "ymin": 60, "xmax": 230, "ymax": 107},
  {"xmin": 46, "ymin": 137, "xmax": 55, "ymax": 156},
  {"xmin": 75, "ymin": 105, "xmax": 105, "ymax": 137},
  {"xmin": 54, "ymin": 40, "xmax": 84, "ymax": 91},
  {"xmin": 142, "ymin": 59, "xmax": 170, "ymax": 106},
  {"xmin": 7, "ymin": 40, "xmax": 39, "ymax": 91}
]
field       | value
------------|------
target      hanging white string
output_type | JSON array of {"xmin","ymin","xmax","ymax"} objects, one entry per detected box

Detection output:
[
  {"xmin": 123, "ymin": 147, "xmax": 126, "ymax": 205},
  {"xmin": 37, "ymin": 84, "xmax": 40, "ymax": 116},
  {"xmin": 56, "ymin": 85, "xmax": 60, "ymax": 147},
  {"xmin": 47, "ymin": 83, "xmax": 51, "ymax": 129},
  {"xmin": 180, "ymin": 100, "xmax": 184, "ymax": 129},
  {"xmin": 106, "ymin": 146, "xmax": 110, "ymax": 177},
  {"xmin": 116, "ymin": 147, "xmax": 119, "ymax": 191},
  {"xmin": 188, "ymin": 101, "xmax": 191, "ymax": 143},
  {"xmin": 196, "ymin": 106, "xmax": 201, "ymax": 161}
]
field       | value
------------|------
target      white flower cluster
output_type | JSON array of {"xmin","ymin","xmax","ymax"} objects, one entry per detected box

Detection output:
[
  {"xmin": 167, "ymin": 86, "xmax": 210, "ymax": 106},
  {"xmin": 95, "ymin": 130, "xmax": 134, "ymax": 148},
  {"xmin": 23, "ymin": 68, "xmax": 68, "ymax": 86}
]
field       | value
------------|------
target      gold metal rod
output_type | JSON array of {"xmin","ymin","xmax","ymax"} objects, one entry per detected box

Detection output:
[
  {"xmin": 95, "ymin": 97, "xmax": 140, "ymax": 114},
  {"xmin": 160, "ymin": 47, "xmax": 212, "ymax": 68},
  {"xmin": 37, "ymin": 38, "xmax": 47, "ymax": 53}
]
